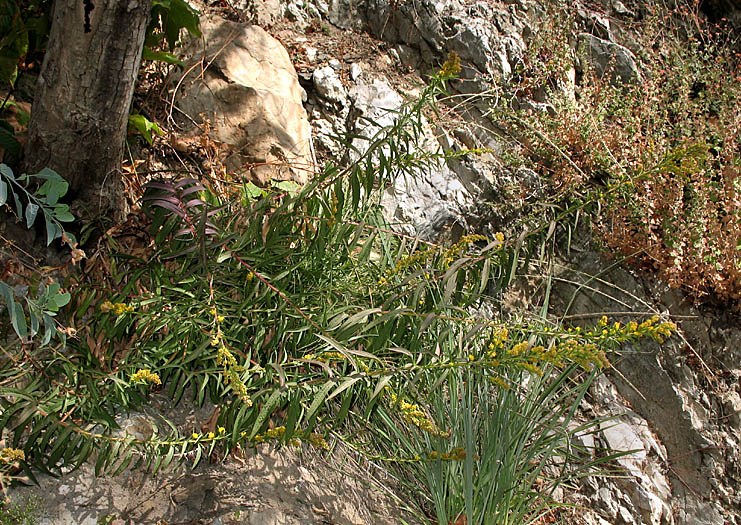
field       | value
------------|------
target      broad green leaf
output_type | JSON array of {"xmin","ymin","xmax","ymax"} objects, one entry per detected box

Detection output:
[
  {"xmin": 128, "ymin": 114, "xmax": 164, "ymax": 145},
  {"xmin": 53, "ymin": 204, "xmax": 75, "ymax": 222},
  {"xmin": 11, "ymin": 301, "xmax": 27, "ymax": 337},
  {"xmin": 33, "ymin": 167, "xmax": 64, "ymax": 181},
  {"xmin": 0, "ymin": 163, "xmax": 15, "ymax": 180},
  {"xmin": 0, "ymin": 180, "xmax": 8, "ymax": 206},
  {"xmin": 0, "ymin": 281, "xmax": 13, "ymax": 313},
  {"xmin": 242, "ymin": 182, "xmax": 265, "ymax": 200},
  {"xmin": 273, "ymin": 180, "xmax": 301, "ymax": 194},
  {"xmin": 142, "ymin": 47, "xmax": 184, "ymax": 66},
  {"xmin": 51, "ymin": 291, "xmax": 71, "ymax": 311},
  {"xmin": 44, "ymin": 216, "xmax": 61, "ymax": 246},
  {"xmin": 24, "ymin": 202, "xmax": 39, "ymax": 228}
]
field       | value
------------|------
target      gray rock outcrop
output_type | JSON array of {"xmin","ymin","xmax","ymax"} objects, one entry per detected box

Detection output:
[{"xmin": 578, "ymin": 33, "xmax": 642, "ymax": 85}]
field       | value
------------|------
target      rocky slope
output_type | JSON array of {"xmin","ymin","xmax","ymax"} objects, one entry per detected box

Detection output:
[{"xmin": 9, "ymin": 0, "xmax": 741, "ymax": 523}]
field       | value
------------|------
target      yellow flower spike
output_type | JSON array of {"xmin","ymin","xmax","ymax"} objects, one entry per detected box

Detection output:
[
  {"xmin": 218, "ymin": 427, "xmax": 226, "ymax": 434},
  {"xmin": 207, "ymin": 432, "xmax": 215, "ymax": 440},
  {"xmin": 494, "ymin": 232, "xmax": 505, "ymax": 242},
  {"xmin": 191, "ymin": 433, "xmax": 199, "ymax": 440},
  {"xmin": 599, "ymin": 316, "xmax": 608, "ymax": 326},
  {"xmin": 468, "ymin": 354, "xmax": 475, "ymax": 361},
  {"xmin": 217, "ymin": 315, "xmax": 225, "ymax": 323}
]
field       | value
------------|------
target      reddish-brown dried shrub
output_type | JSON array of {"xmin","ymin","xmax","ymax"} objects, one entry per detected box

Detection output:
[{"xmin": 508, "ymin": 2, "xmax": 741, "ymax": 305}]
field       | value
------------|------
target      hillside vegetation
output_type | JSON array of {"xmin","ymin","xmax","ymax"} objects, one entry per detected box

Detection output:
[{"xmin": 0, "ymin": 0, "xmax": 738, "ymax": 522}]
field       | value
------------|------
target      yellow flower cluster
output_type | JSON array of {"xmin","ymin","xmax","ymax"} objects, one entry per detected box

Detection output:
[
  {"xmin": 191, "ymin": 427, "xmax": 227, "ymax": 441},
  {"xmin": 305, "ymin": 432, "xmax": 330, "ymax": 451},
  {"xmin": 0, "ymin": 448, "xmax": 25, "ymax": 463},
  {"xmin": 252, "ymin": 426, "xmax": 330, "ymax": 450},
  {"xmin": 428, "ymin": 447, "xmax": 466, "ymax": 461},
  {"xmin": 101, "ymin": 301, "xmax": 134, "ymax": 315},
  {"xmin": 439, "ymin": 51, "xmax": 462, "ymax": 78},
  {"xmin": 508, "ymin": 341, "xmax": 529, "ymax": 357},
  {"xmin": 386, "ymin": 247, "xmax": 434, "ymax": 280},
  {"xmin": 487, "ymin": 327, "xmax": 509, "ymax": 358},
  {"xmin": 388, "ymin": 392, "xmax": 449, "ymax": 437},
  {"xmin": 301, "ymin": 351, "xmax": 346, "ymax": 362},
  {"xmin": 488, "ymin": 375, "xmax": 511, "ymax": 390},
  {"xmin": 380, "ymin": 234, "xmax": 494, "ymax": 285},
  {"xmin": 581, "ymin": 315, "xmax": 677, "ymax": 346},
  {"xmin": 130, "ymin": 369, "xmax": 162, "ymax": 386},
  {"xmin": 552, "ymin": 339, "xmax": 610, "ymax": 369}
]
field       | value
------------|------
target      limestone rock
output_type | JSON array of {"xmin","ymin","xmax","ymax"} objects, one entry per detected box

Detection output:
[
  {"xmin": 332, "ymin": 0, "xmax": 528, "ymax": 90},
  {"xmin": 313, "ymin": 65, "xmax": 348, "ymax": 105},
  {"xmin": 347, "ymin": 78, "xmax": 496, "ymax": 240},
  {"xmin": 230, "ymin": 0, "xmax": 282, "ymax": 26},
  {"xmin": 578, "ymin": 33, "xmax": 642, "ymax": 85},
  {"xmin": 16, "ymin": 445, "xmax": 405, "ymax": 524},
  {"xmin": 176, "ymin": 16, "xmax": 314, "ymax": 185}
]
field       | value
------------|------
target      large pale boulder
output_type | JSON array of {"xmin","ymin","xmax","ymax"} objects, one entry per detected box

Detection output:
[{"xmin": 176, "ymin": 16, "xmax": 314, "ymax": 185}]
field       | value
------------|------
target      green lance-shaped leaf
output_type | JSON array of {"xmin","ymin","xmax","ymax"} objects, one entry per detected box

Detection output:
[{"xmin": 249, "ymin": 389, "xmax": 284, "ymax": 439}]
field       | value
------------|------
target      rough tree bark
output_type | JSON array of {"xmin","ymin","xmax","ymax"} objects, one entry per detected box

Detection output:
[{"xmin": 25, "ymin": 0, "xmax": 152, "ymax": 222}]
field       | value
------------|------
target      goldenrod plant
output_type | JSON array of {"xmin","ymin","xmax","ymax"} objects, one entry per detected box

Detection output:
[{"xmin": 0, "ymin": 54, "xmax": 678, "ymax": 523}]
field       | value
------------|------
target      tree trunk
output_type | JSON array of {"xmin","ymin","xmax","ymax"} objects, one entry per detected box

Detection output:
[{"xmin": 25, "ymin": 0, "xmax": 152, "ymax": 222}]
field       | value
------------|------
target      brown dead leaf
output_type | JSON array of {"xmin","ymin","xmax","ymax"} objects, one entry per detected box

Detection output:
[
  {"xmin": 201, "ymin": 406, "xmax": 221, "ymax": 434},
  {"xmin": 450, "ymin": 515, "xmax": 467, "ymax": 525}
]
